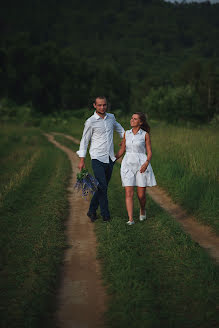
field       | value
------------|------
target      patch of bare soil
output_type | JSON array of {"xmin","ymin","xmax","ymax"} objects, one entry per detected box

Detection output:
[{"xmin": 44, "ymin": 133, "xmax": 107, "ymax": 328}]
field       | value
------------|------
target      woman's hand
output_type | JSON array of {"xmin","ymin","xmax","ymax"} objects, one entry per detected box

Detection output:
[
  {"xmin": 115, "ymin": 134, "xmax": 126, "ymax": 160},
  {"xmin": 140, "ymin": 161, "xmax": 149, "ymax": 173},
  {"xmin": 140, "ymin": 133, "xmax": 152, "ymax": 173}
]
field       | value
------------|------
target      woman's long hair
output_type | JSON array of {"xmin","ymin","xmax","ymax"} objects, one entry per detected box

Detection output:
[{"xmin": 134, "ymin": 112, "xmax": 150, "ymax": 133}]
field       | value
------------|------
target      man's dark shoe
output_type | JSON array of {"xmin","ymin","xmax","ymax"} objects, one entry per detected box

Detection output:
[
  {"xmin": 87, "ymin": 212, "xmax": 97, "ymax": 222},
  {"xmin": 103, "ymin": 217, "xmax": 111, "ymax": 222}
]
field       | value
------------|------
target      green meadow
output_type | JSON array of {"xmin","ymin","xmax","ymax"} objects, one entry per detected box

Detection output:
[
  {"xmin": 116, "ymin": 118, "xmax": 219, "ymax": 233},
  {"xmin": 151, "ymin": 124, "xmax": 219, "ymax": 233},
  {"xmin": 0, "ymin": 124, "xmax": 71, "ymax": 328},
  {"xmin": 0, "ymin": 117, "xmax": 218, "ymax": 328},
  {"xmin": 94, "ymin": 162, "xmax": 219, "ymax": 328},
  {"xmin": 1, "ymin": 0, "xmax": 219, "ymax": 326}
]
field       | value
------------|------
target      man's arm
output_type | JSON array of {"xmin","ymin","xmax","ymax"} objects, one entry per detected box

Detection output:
[
  {"xmin": 76, "ymin": 120, "xmax": 92, "ymax": 170},
  {"xmin": 113, "ymin": 117, "xmax": 125, "ymax": 138}
]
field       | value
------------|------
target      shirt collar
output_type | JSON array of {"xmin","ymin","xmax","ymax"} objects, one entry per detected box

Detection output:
[
  {"xmin": 94, "ymin": 111, "xmax": 108, "ymax": 120},
  {"xmin": 129, "ymin": 128, "xmax": 143, "ymax": 135}
]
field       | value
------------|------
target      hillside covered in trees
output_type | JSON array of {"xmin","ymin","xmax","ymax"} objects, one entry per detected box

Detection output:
[{"xmin": 0, "ymin": 0, "xmax": 219, "ymax": 122}]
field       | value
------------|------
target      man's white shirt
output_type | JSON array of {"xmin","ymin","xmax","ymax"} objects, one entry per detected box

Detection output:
[{"xmin": 76, "ymin": 111, "xmax": 124, "ymax": 163}]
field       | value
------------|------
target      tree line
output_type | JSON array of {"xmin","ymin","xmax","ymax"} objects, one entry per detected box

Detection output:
[
  {"xmin": 0, "ymin": 42, "xmax": 130, "ymax": 113},
  {"xmin": 0, "ymin": 0, "xmax": 218, "ymax": 122}
]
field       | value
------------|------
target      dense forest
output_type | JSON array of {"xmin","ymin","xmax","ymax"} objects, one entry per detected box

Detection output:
[{"xmin": 0, "ymin": 0, "xmax": 219, "ymax": 122}]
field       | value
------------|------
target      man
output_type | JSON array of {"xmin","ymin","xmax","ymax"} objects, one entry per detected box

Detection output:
[{"xmin": 77, "ymin": 96, "xmax": 124, "ymax": 222}]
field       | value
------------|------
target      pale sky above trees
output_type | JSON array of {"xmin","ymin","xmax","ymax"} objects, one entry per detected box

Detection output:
[{"xmin": 164, "ymin": 0, "xmax": 219, "ymax": 3}]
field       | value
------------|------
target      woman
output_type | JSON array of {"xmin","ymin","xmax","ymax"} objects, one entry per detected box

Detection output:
[{"xmin": 116, "ymin": 112, "xmax": 156, "ymax": 225}]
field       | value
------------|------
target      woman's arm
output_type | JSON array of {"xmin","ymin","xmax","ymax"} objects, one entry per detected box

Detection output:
[
  {"xmin": 115, "ymin": 134, "xmax": 126, "ymax": 160},
  {"xmin": 140, "ymin": 133, "xmax": 152, "ymax": 173}
]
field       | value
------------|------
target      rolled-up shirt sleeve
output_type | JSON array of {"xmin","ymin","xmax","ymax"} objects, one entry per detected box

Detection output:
[
  {"xmin": 114, "ymin": 117, "xmax": 125, "ymax": 138},
  {"xmin": 76, "ymin": 121, "xmax": 92, "ymax": 158}
]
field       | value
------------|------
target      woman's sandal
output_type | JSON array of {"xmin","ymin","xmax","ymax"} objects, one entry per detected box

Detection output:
[
  {"xmin": 139, "ymin": 211, "xmax": 146, "ymax": 221},
  {"xmin": 126, "ymin": 220, "xmax": 135, "ymax": 225}
]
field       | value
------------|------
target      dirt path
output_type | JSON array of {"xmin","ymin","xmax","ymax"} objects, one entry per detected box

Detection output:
[
  {"xmin": 51, "ymin": 132, "xmax": 219, "ymax": 264},
  {"xmin": 44, "ymin": 133, "xmax": 107, "ymax": 328},
  {"xmin": 51, "ymin": 132, "xmax": 80, "ymax": 145},
  {"xmin": 147, "ymin": 187, "xmax": 219, "ymax": 263}
]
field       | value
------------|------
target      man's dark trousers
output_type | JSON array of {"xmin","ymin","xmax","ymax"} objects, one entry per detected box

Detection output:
[{"xmin": 89, "ymin": 158, "xmax": 114, "ymax": 218}]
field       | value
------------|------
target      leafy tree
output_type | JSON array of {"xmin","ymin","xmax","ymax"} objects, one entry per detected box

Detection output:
[
  {"xmin": 0, "ymin": 0, "xmax": 218, "ymax": 120},
  {"xmin": 0, "ymin": 48, "xmax": 7, "ymax": 97},
  {"xmin": 143, "ymin": 85, "xmax": 205, "ymax": 123}
]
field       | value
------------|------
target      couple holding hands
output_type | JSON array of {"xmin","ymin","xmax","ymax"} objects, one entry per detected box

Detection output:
[{"xmin": 77, "ymin": 96, "xmax": 156, "ymax": 225}]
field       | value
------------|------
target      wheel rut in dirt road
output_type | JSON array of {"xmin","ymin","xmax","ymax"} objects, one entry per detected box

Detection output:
[
  {"xmin": 50, "ymin": 132, "xmax": 219, "ymax": 264},
  {"xmin": 147, "ymin": 187, "xmax": 219, "ymax": 263},
  {"xmin": 44, "ymin": 133, "xmax": 107, "ymax": 328}
]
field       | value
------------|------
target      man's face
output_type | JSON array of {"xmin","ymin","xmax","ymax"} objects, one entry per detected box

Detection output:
[{"xmin": 93, "ymin": 98, "xmax": 107, "ymax": 115}]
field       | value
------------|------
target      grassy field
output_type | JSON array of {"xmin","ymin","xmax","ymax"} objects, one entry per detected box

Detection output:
[
  {"xmin": 1, "ymin": 115, "xmax": 218, "ymax": 328},
  {"xmin": 53, "ymin": 132, "xmax": 219, "ymax": 328},
  {"xmin": 39, "ymin": 108, "xmax": 91, "ymax": 139},
  {"xmin": 42, "ymin": 111, "xmax": 219, "ymax": 231},
  {"xmin": 112, "ymin": 118, "xmax": 219, "ymax": 234},
  {"xmin": 94, "ymin": 161, "xmax": 219, "ymax": 328},
  {"xmin": 0, "ymin": 124, "xmax": 71, "ymax": 328},
  {"xmin": 150, "ymin": 124, "xmax": 219, "ymax": 233},
  {"xmin": 40, "ymin": 107, "xmax": 219, "ymax": 233}
]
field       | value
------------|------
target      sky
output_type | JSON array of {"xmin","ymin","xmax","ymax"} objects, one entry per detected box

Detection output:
[{"xmin": 165, "ymin": 0, "xmax": 219, "ymax": 3}]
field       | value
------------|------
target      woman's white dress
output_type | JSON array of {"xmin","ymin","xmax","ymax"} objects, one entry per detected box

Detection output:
[{"xmin": 121, "ymin": 129, "xmax": 157, "ymax": 187}]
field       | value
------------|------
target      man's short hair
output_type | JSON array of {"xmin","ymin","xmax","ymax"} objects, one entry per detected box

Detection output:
[{"xmin": 94, "ymin": 96, "xmax": 107, "ymax": 104}]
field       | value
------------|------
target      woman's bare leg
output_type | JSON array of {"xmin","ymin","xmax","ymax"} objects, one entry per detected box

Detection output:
[
  {"xmin": 137, "ymin": 187, "xmax": 146, "ymax": 215},
  {"xmin": 125, "ymin": 186, "xmax": 134, "ymax": 221}
]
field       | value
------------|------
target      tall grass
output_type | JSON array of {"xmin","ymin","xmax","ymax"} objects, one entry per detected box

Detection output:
[
  {"xmin": 50, "ymin": 112, "xmax": 219, "ymax": 232},
  {"xmin": 54, "ymin": 134, "xmax": 219, "ymax": 328},
  {"xmin": 150, "ymin": 124, "xmax": 219, "ymax": 233},
  {"xmin": 2, "ymin": 126, "xmax": 216, "ymax": 328},
  {"xmin": 112, "ymin": 118, "xmax": 219, "ymax": 233},
  {"xmin": 40, "ymin": 116, "xmax": 219, "ymax": 328},
  {"xmin": 0, "ymin": 124, "xmax": 71, "ymax": 328},
  {"xmin": 39, "ymin": 108, "xmax": 92, "ymax": 139},
  {"xmin": 83, "ymin": 155, "xmax": 219, "ymax": 328}
]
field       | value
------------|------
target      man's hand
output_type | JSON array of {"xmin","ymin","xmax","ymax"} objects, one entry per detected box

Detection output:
[{"xmin": 78, "ymin": 158, "xmax": 85, "ymax": 171}]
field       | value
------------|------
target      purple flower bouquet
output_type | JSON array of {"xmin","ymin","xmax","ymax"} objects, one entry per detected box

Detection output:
[{"xmin": 74, "ymin": 168, "xmax": 99, "ymax": 198}]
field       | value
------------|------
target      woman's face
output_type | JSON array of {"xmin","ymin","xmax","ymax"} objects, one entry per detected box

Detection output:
[{"xmin": 130, "ymin": 114, "xmax": 141, "ymax": 128}]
